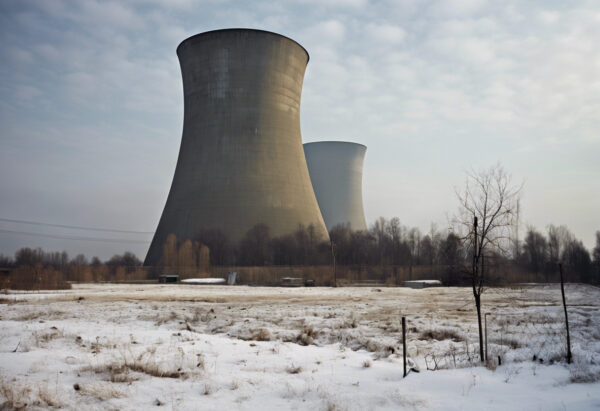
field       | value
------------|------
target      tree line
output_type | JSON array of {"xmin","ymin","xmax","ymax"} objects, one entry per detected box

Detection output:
[
  {"xmin": 0, "ymin": 248, "xmax": 144, "ymax": 288},
  {"xmin": 1, "ymin": 222, "xmax": 598, "ymax": 286},
  {"xmin": 154, "ymin": 216, "xmax": 600, "ymax": 285},
  {"xmin": 1, "ymin": 221, "xmax": 598, "ymax": 285},
  {"xmin": 520, "ymin": 225, "xmax": 598, "ymax": 283}
]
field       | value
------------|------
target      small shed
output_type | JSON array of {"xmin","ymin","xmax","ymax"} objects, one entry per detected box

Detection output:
[
  {"xmin": 158, "ymin": 274, "xmax": 179, "ymax": 283},
  {"xmin": 403, "ymin": 280, "xmax": 442, "ymax": 289},
  {"xmin": 281, "ymin": 277, "xmax": 303, "ymax": 287}
]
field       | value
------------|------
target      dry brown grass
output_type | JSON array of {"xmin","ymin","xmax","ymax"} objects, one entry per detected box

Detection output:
[
  {"xmin": 0, "ymin": 378, "xmax": 32, "ymax": 409},
  {"xmin": 0, "ymin": 378, "xmax": 65, "ymax": 409},
  {"xmin": 154, "ymin": 310, "xmax": 180, "ymax": 325},
  {"xmin": 230, "ymin": 379, "xmax": 240, "ymax": 390},
  {"xmin": 68, "ymin": 265, "xmax": 150, "ymax": 283},
  {"xmin": 77, "ymin": 381, "xmax": 126, "ymax": 401},
  {"xmin": 30, "ymin": 327, "xmax": 64, "ymax": 347},
  {"xmin": 286, "ymin": 364, "xmax": 302, "ymax": 374},
  {"xmin": 9, "ymin": 264, "xmax": 71, "ymax": 290},
  {"xmin": 13, "ymin": 309, "xmax": 68, "ymax": 322},
  {"xmin": 82, "ymin": 344, "xmax": 193, "ymax": 382},
  {"xmin": 85, "ymin": 356, "xmax": 185, "ymax": 380},
  {"xmin": 326, "ymin": 400, "xmax": 347, "ymax": 411},
  {"xmin": 251, "ymin": 328, "xmax": 272, "ymax": 341}
]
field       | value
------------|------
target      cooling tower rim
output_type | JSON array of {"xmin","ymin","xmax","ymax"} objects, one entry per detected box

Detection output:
[
  {"xmin": 177, "ymin": 28, "xmax": 309, "ymax": 62},
  {"xmin": 304, "ymin": 141, "xmax": 367, "ymax": 150}
]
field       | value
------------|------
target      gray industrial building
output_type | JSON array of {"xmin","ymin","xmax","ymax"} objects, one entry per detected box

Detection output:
[
  {"xmin": 304, "ymin": 141, "xmax": 368, "ymax": 231},
  {"xmin": 145, "ymin": 29, "xmax": 329, "ymax": 266}
]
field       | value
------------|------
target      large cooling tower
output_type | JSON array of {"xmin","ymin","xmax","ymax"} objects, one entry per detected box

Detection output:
[
  {"xmin": 145, "ymin": 29, "xmax": 329, "ymax": 266},
  {"xmin": 303, "ymin": 141, "xmax": 367, "ymax": 231}
]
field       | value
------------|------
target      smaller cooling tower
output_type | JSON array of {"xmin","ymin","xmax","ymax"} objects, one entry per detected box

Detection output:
[{"xmin": 304, "ymin": 141, "xmax": 367, "ymax": 231}]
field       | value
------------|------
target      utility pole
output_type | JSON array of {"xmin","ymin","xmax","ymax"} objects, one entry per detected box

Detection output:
[{"xmin": 331, "ymin": 240, "xmax": 337, "ymax": 287}]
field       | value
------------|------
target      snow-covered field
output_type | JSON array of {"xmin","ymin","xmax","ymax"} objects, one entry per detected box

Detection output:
[{"xmin": 1, "ymin": 283, "xmax": 599, "ymax": 410}]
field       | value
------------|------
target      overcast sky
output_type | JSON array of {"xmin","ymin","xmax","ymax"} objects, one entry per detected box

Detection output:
[{"xmin": 0, "ymin": 0, "xmax": 598, "ymax": 260}]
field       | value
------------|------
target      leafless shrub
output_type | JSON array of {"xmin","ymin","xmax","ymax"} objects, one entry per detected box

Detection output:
[
  {"xmin": 503, "ymin": 366, "xmax": 521, "ymax": 383},
  {"xmin": 296, "ymin": 324, "xmax": 317, "ymax": 346},
  {"xmin": 189, "ymin": 307, "xmax": 203, "ymax": 323},
  {"xmin": 424, "ymin": 342, "xmax": 481, "ymax": 370},
  {"xmin": 490, "ymin": 337, "xmax": 521, "ymax": 349},
  {"xmin": 569, "ymin": 359, "xmax": 600, "ymax": 383},
  {"xmin": 485, "ymin": 358, "xmax": 498, "ymax": 371},
  {"xmin": 155, "ymin": 311, "xmax": 179, "ymax": 325},
  {"xmin": 196, "ymin": 353, "xmax": 205, "ymax": 370},
  {"xmin": 91, "ymin": 337, "xmax": 103, "ymax": 354},
  {"xmin": 202, "ymin": 383, "xmax": 215, "ymax": 395},
  {"xmin": 362, "ymin": 360, "xmax": 372, "ymax": 368},
  {"xmin": 419, "ymin": 328, "xmax": 464, "ymax": 342}
]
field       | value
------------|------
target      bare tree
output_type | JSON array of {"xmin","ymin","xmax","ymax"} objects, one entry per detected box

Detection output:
[
  {"xmin": 547, "ymin": 224, "xmax": 573, "ymax": 266},
  {"xmin": 523, "ymin": 226, "xmax": 548, "ymax": 277},
  {"xmin": 454, "ymin": 164, "xmax": 522, "ymax": 362}
]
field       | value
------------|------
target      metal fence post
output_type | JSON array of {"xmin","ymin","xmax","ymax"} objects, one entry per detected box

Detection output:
[
  {"xmin": 484, "ymin": 313, "xmax": 489, "ymax": 362},
  {"xmin": 559, "ymin": 264, "xmax": 572, "ymax": 364},
  {"xmin": 402, "ymin": 316, "xmax": 407, "ymax": 377}
]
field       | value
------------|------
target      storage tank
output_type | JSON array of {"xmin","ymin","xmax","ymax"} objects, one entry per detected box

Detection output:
[
  {"xmin": 145, "ymin": 29, "xmax": 328, "ymax": 266},
  {"xmin": 303, "ymin": 141, "xmax": 367, "ymax": 231}
]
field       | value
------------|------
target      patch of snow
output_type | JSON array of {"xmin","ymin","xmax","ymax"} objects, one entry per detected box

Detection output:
[
  {"xmin": 181, "ymin": 278, "xmax": 226, "ymax": 284},
  {"xmin": 1, "ymin": 283, "xmax": 598, "ymax": 409}
]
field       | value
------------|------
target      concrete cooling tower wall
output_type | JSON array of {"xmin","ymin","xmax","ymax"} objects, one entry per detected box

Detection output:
[
  {"xmin": 145, "ymin": 29, "xmax": 329, "ymax": 266},
  {"xmin": 303, "ymin": 141, "xmax": 367, "ymax": 231}
]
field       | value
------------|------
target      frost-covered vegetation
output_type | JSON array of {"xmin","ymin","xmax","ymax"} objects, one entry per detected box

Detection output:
[{"xmin": 1, "ymin": 284, "xmax": 599, "ymax": 410}]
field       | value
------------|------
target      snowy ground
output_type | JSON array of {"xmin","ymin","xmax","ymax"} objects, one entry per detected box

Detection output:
[{"xmin": 1, "ymin": 283, "xmax": 599, "ymax": 410}]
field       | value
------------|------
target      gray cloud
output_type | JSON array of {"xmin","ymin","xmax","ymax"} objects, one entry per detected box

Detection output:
[{"xmin": 0, "ymin": 0, "xmax": 598, "ymax": 259}]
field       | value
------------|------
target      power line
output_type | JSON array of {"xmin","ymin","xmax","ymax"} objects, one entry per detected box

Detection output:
[
  {"xmin": 0, "ymin": 217, "xmax": 153, "ymax": 234},
  {"xmin": 0, "ymin": 228, "xmax": 151, "ymax": 244}
]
